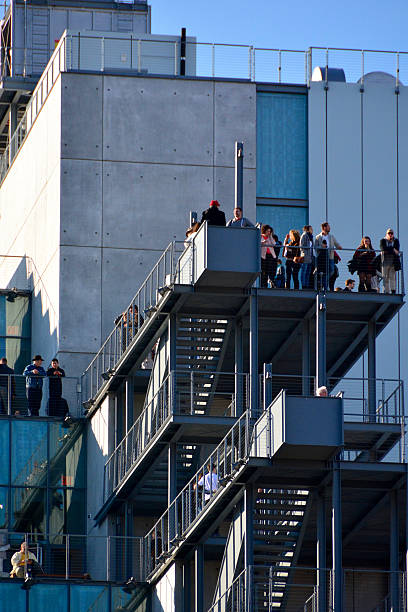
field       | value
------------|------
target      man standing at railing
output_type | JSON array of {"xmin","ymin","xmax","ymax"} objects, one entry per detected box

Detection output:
[
  {"xmin": 46, "ymin": 358, "xmax": 67, "ymax": 417},
  {"xmin": 226, "ymin": 207, "xmax": 254, "ymax": 228},
  {"xmin": 0, "ymin": 357, "xmax": 15, "ymax": 415},
  {"xmin": 23, "ymin": 355, "xmax": 46, "ymax": 416},
  {"xmin": 200, "ymin": 200, "xmax": 226, "ymax": 226},
  {"xmin": 314, "ymin": 222, "xmax": 342, "ymax": 290},
  {"xmin": 197, "ymin": 464, "xmax": 219, "ymax": 502}
]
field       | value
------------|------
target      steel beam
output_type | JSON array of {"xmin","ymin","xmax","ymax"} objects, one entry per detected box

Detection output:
[
  {"xmin": 270, "ymin": 303, "xmax": 315, "ymax": 366},
  {"xmin": 195, "ymin": 544, "xmax": 204, "ymax": 612},
  {"xmin": 168, "ymin": 442, "xmax": 177, "ymax": 506},
  {"xmin": 235, "ymin": 141, "xmax": 244, "ymax": 211},
  {"xmin": 249, "ymin": 292, "xmax": 258, "ymax": 417},
  {"xmin": 367, "ymin": 320, "xmax": 376, "ymax": 422},
  {"xmin": 332, "ymin": 463, "xmax": 342, "ymax": 612},
  {"xmin": 390, "ymin": 490, "xmax": 400, "ymax": 611},
  {"xmin": 302, "ymin": 317, "xmax": 311, "ymax": 395},
  {"xmin": 317, "ymin": 493, "xmax": 327, "ymax": 612},
  {"xmin": 125, "ymin": 376, "xmax": 134, "ymax": 434},
  {"xmin": 316, "ymin": 293, "xmax": 327, "ymax": 390},
  {"xmin": 183, "ymin": 560, "xmax": 191, "ymax": 612},
  {"xmin": 235, "ymin": 318, "xmax": 244, "ymax": 416},
  {"xmin": 263, "ymin": 363, "xmax": 272, "ymax": 410}
]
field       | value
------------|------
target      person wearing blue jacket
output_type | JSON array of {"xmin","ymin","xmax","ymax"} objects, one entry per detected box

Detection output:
[{"xmin": 23, "ymin": 355, "xmax": 46, "ymax": 416}]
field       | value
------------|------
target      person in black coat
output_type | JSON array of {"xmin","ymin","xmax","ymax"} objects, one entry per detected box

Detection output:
[
  {"xmin": 47, "ymin": 358, "xmax": 67, "ymax": 417},
  {"xmin": 380, "ymin": 229, "xmax": 400, "ymax": 294},
  {"xmin": 200, "ymin": 200, "xmax": 226, "ymax": 226},
  {"xmin": 0, "ymin": 357, "xmax": 15, "ymax": 414}
]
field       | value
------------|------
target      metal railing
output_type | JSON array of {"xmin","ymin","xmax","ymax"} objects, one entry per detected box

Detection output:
[
  {"xmin": 144, "ymin": 410, "xmax": 252, "ymax": 577},
  {"xmin": 0, "ymin": 373, "xmax": 81, "ymax": 418},
  {"xmin": 104, "ymin": 370, "xmax": 249, "ymax": 500},
  {"xmin": 3, "ymin": 532, "xmax": 144, "ymax": 582},
  {"xmin": 81, "ymin": 241, "xmax": 185, "ymax": 405}
]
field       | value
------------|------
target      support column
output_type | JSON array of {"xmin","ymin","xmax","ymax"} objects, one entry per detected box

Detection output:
[
  {"xmin": 195, "ymin": 544, "xmax": 204, "ymax": 612},
  {"xmin": 235, "ymin": 318, "xmax": 243, "ymax": 416},
  {"xmin": 250, "ymin": 292, "xmax": 259, "ymax": 417},
  {"xmin": 168, "ymin": 443, "xmax": 177, "ymax": 506},
  {"xmin": 317, "ymin": 493, "xmax": 327, "ymax": 612},
  {"xmin": 8, "ymin": 103, "xmax": 17, "ymax": 164},
  {"xmin": 302, "ymin": 317, "xmax": 311, "ymax": 396},
  {"xmin": 183, "ymin": 560, "xmax": 191, "ymax": 612},
  {"xmin": 390, "ymin": 490, "xmax": 400, "ymax": 611},
  {"xmin": 169, "ymin": 314, "xmax": 177, "ymax": 414},
  {"xmin": 125, "ymin": 377, "xmax": 134, "ymax": 434},
  {"xmin": 332, "ymin": 463, "xmax": 342, "ymax": 612},
  {"xmin": 316, "ymin": 293, "xmax": 327, "ymax": 391},
  {"xmin": 244, "ymin": 484, "xmax": 254, "ymax": 610},
  {"xmin": 367, "ymin": 320, "xmax": 376, "ymax": 422},
  {"xmin": 263, "ymin": 363, "xmax": 272, "ymax": 411},
  {"xmin": 406, "ymin": 466, "xmax": 408, "ymax": 610},
  {"xmin": 235, "ymin": 141, "xmax": 244, "ymax": 211}
]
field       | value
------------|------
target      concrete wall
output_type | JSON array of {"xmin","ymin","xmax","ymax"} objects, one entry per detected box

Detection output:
[{"xmin": 308, "ymin": 80, "xmax": 407, "ymax": 382}]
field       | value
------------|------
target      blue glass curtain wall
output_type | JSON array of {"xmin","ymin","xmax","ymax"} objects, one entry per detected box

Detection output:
[
  {"xmin": 256, "ymin": 205, "xmax": 308, "ymax": 244},
  {"xmin": 0, "ymin": 294, "xmax": 31, "ymax": 374}
]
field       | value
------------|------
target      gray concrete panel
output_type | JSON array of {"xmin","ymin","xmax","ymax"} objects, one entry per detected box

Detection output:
[
  {"xmin": 101, "ymin": 161, "xmax": 213, "ymax": 249},
  {"xmin": 214, "ymin": 165, "xmax": 256, "ymax": 220},
  {"xmin": 60, "ymin": 159, "xmax": 103, "ymax": 247},
  {"xmin": 214, "ymin": 81, "xmax": 256, "ymax": 169},
  {"xmin": 102, "ymin": 76, "xmax": 214, "ymax": 165},
  {"xmin": 59, "ymin": 246, "xmax": 102, "ymax": 353},
  {"xmin": 61, "ymin": 73, "xmax": 103, "ymax": 161},
  {"xmin": 308, "ymin": 82, "xmax": 327, "ymax": 225},
  {"xmin": 101, "ymin": 247, "xmax": 164, "ymax": 338}
]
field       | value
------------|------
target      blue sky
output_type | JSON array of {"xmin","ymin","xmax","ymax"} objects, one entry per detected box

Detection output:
[{"xmin": 151, "ymin": 0, "xmax": 408, "ymax": 52}]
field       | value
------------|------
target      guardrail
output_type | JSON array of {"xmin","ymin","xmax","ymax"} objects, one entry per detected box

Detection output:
[
  {"xmin": 144, "ymin": 410, "xmax": 252, "ymax": 577},
  {"xmin": 104, "ymin": 370, "xmax": 249, "ymax": 500},
  {"xmin": 0, "ymin": 373, "xmax": 81, "ymax": 418},
  {"xmin": 1, "ymin": 532, "xmax": 144, "ymax": 582}
]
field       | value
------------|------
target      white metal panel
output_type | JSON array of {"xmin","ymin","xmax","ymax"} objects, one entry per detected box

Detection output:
[
  {"xmin": 326, "ymin": 83, "xmax": 362, "ymax": 244},
  {"xmin": 93, "ymin": 11, "xmax": 112, "ymax": 32},
  {"xmin": 308, "ymin": 82, "xmax": 327, "ymax": 227},
  {"xmin": 50, "ymin": 9, "xmax": 68, "ymax": 48},
  {"xmin": 362, "ymin": 82, "xmax": 398, "ymax": 243},
  {"xmin": 69, "ymin": 10, "xmax": 92, "ymax": 31}
]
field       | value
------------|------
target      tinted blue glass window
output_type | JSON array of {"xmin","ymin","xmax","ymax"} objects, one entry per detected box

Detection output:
[
  {"xmin": 0, "ymin": 486, "xmax": 8, "ymax": 528},
  {"xmin": 256, "ymin": 205, "xmax": 308, "ymax": 244},
  {"xmin": 11, "ymin": 487, "xmax": 46, "ymax": 534},
  {"xmin": 70, "ymin": 585, "xmax": 109, "ymax": 611},
  {"xmin": 49, "ymin": 424, "xmax": 85, "ymax": 489},
  {"xmin": 0, "ymin": 582, "xmax": 26, "ymax": 611},
  {"xmin": 0, "ymin": 420, "xmax": 9, "ymax": 485},
  {"xmin": 257, "ymin": 92, "xmax": 308, "ymax": 199},
  {"xmin": 29, "ymin": 584, "xmax": 68, "ymax": 612},
  {"xmin": 11, "ymin": 420, "xmax": 47, "ymax": 485}
]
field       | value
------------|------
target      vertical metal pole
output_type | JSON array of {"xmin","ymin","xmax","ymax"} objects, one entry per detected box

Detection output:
[
  {"xmin": 235, "ymin": 141, "xmax": 244, "ymax": 211},
  {"xmin": 65, "ymin": 534, "xmax": 69, "ymax": 580},
  {"xmin": 195, "ymin": 544, "xmax": 204, "ymax": 612},
  {"xmin": 244, "ymin": 485, "xmax": 254, "ymax": 610},
  {"xmin": 235, "ymin": 318, "xmax": 243, "ymax": 416},
  {"xmin": 368, "ymin": 320, "xmax": 376, "ymax": 423},
  {"xmin": 316, "ymin": 293, "xmax": 327, "ymax": 390},
  {"xmin": 8, "ymin": 103, "xmax": 17, "ymax": 164},
  {"xmin": 183, "ymin": 560, "xmax": 191, "ymax": 612},
  {"xmin": 332, "ymin": 463, "xmax": 342, "ymax": 612},
  {"xmin": 317, "ymin": 493, "xmax": 327, "ymax": 612},
  {"xmin": 250, "ymin": 292, "xmax": 259, "ymax": 418},
  {"xmin": 107, "ymin": 536, "xmax": 111, "ymax": 581},
  {"xmin": 125, "ymin": 377, "xmax": 133, "ymax": 434},
  {"xmin": 302, "ymin": 317, "xmax": 311, "ymax": 395},
  {"xmin": 406, "ymin": 465, "xmax": 408, "ymax": 611},
  {"xmin": 168, "ymin": 443, "xmax": 177, "ymax": 506},
  {"xmin": 390, "ymin": 490, "xmax": 400, "ymax": 611},
  {"xmin": 263, "ymin": 363, "xmax": 272, "ymax": 411},
  {"xmin": 169, "ymin": 314, "xmax": 177, "ymax": 416}
]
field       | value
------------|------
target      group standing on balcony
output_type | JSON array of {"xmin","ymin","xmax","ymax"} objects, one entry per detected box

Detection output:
[{"xmin": 188, "ymin": 201, "xmax": 401, "ymax": 294}]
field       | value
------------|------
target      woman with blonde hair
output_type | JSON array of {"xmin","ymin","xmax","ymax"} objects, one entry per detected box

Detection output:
[{"xmin": 283, "ymin": 229, "xmax": 301, "ymax": 289}]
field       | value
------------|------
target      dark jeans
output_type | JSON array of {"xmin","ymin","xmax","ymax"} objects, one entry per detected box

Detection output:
[
  {"xmin": 285, "ymin": 260, "xmax": 300, "ymax": 289},
  {"xmin": 27, "ymin": 388, "xmax": 42, "ymax": 416},
  {"xmin": 261, "ymin": 254, "xmax": 277, "ymax": 287}
]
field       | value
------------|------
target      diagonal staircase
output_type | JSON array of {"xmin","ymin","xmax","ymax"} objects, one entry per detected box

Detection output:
[{"xmin": 253, "ymin": 488, "xmax": 311, "ymax": 610}]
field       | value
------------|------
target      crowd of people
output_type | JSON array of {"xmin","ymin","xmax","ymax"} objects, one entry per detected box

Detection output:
[
  {"xmin": 0, "ymin": 355, "xmax": 68, "ymax": 418},
  {"xmin": 185, "ymin": 200, "xmax": 401, "ymax": 294}
]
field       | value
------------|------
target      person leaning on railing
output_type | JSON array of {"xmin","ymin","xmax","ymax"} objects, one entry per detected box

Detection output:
[
  {"xmin": 380, "ymin": 228, "xmax": 401, "ymax": 294},
  {"xmin": 351, "ymin": 236, "xmax": 376, "ymax": 292},
  {"xmin": 0, "ymin": 357, "xmax": 15, "ymax": 415},
  {"xmin": 10, "ymin": 542, "xmax": 42, "ymax": 582},
  {"xmin": 23, "ymin": 355, "xmax": 46, "ymax": 417},
  {"xmin": 284, "ymin": 230, "xmax": 301, "ymax": 290},
  {"xmin": 314, "ymin": 222, "xmax": 342, "ymax": 287},
  {"xmin": 260, "ymin": 224, "xmax": 277, "ymax": 288}
]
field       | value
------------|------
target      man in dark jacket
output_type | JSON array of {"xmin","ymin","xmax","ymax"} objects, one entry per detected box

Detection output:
[
  {"xmin": 200, "ymin": 200, "xmax": 226, "ymax": 226},
  {"xmin": 0, "ymin": 357, "xmax": 15, "ymax": 414},
  {"xmin": 380, "ymin": 229, "xmax": 400, "ymax": 294},
  {"xmin": 46, "ymin": 358, "xmax": 66, "ymax": 417},
  {"xmin": 23, "ymin": 355, "xmax": 46, "ymax": 416}
]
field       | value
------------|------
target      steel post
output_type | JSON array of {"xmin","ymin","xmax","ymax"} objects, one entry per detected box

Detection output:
[
  {"xmin": 168, "ymin": 442, "xmax": 177, "ymax": 506},
  {"xmin": 250, "ymin": 292, "xmax": 259, "ymax": 418},
  {"xmin": 316, "ymin": 293, "xmax": 327, "ymax": 390},
  {"xmin": 263, "ymin": 363, "xmax": 272, "ymax": 410},
  {"xmin": 125, "ymin": 377, "xmax": 134, "ymax": 434},
  {"xmin": 368, "ymin": 320, "xmax": 376, "ymax": 423},
  {"xmin": 195, "ymin": 544, "xmax": 204, "ymax": 612},
  {"xmin": 235, "ymin": 318, "xmax": 243, "ymax": 416},
  {"xmin": 302, "ymin": 317, "xmax": 311, "ymax": 395},
  {"xmin": 235, "ymin": 141, "xmax": 244, "ymax": 211},
  {"xmin": 183, "ymin": 560, "xmax": 191, "ymax": 612},
  {"xmin": 317, "ymin": 493, "xmax": 327, "ymax": 612},
  {"xmin": 332, "ymin": 463, "xmax": 342, "ymax": 611},
  {"xmin": 390, "ymin": 490, "xmax": 400, "ymax": 611}
]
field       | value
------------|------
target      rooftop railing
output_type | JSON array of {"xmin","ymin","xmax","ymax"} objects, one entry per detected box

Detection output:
[{"xmin": 104, "ymin": 370, "xmax": 249, "ymax": 501}]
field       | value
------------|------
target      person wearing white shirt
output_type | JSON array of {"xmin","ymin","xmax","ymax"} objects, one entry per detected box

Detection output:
[{"xmin": 197, "ymin": 465, "xmax": 219, "ymax": 502}]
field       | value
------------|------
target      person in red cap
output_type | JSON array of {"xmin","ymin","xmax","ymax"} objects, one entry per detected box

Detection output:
[{"xmin": 200, "ymin": 200, "xmax": 226, "ymax": 226}]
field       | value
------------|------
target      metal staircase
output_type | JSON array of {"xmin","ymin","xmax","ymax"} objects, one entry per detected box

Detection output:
[{"xmin": 253, "ymin": 488, "xmax": 311, "ymax": 610}]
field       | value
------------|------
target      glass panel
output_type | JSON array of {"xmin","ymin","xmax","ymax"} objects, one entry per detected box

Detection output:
[
  {"xmin": 111, "ymin": 586, "xmax": 134, "ymax": 611},
  {"xmin": 0, "ymin": 420, "xmax": 9, "ymax": 484},
  {"xmin": 70, "ymin": 585, "xmax": 109, "ymax": 612},
  {"xmin": 29, "ymin": 583, "xmax": 68, "ymax": 612},
  {"xmin": 257, "ymin": 92, "xmax": 308, "ymax": 199},
  {"xmin": 11, "ymin": 487, "xmax": 46, "ymax": 533},
  {"xmin": 0, "ymin": 582, "xmax": 26, "ymax": 611},
  {"xmin": 48, "ymin": 488, "xmax": 85, "ymax": 536},
  {"xmin": 11, "ymin": 420, "xmax": 47, "ymax": 485},
  {"xmin": 0, "ymin": 486, "xmax": 8, "ymax": 528},
  {"xmin": 256, "ymin": 205, "xmax": 308, "ymax": 245},
  {"xmin": 49, "ymin": 424, "xmax": 85, "ymax": 488}
]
